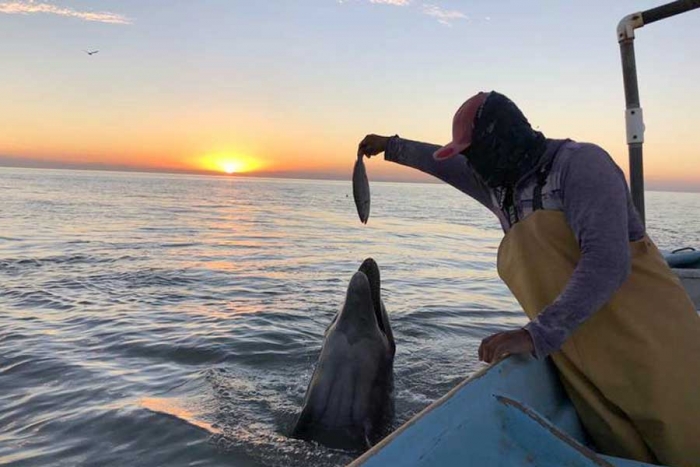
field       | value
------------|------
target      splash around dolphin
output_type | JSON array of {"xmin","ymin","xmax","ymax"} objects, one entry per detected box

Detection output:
[{"xmin": 292, "ymin": 258, "xmax": 395, "ymax": 451}]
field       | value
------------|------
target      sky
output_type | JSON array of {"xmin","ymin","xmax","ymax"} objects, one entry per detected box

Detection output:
[{"xmin": 0, "ymin": 0, "xmax": 699, "ymax": 191}]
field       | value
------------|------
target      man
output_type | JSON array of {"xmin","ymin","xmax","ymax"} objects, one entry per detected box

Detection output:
[{"xmin": 357, "ymin": 91, "xmax": 700, "ymax": 467}]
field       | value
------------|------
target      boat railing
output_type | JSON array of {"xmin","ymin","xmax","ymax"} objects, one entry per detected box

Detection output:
[{"xmin": 617, "ymin": 0, "xmax": 700, "ymax": 225}]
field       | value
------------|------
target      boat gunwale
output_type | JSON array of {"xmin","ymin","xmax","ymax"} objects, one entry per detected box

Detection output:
[{"xmin": 347, "ymin": 356, "xmax": 511, "ymax": 466}]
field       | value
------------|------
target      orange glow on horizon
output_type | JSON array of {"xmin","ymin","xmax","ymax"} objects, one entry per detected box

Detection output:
[{"xmin": 197, "ymin": 152, "xmax": 265, "ymax": 174}]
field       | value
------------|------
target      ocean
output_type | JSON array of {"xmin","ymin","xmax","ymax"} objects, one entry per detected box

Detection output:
[{"xmin": 1, "ymin": 167, "xmax": 698, "ymax": 467}]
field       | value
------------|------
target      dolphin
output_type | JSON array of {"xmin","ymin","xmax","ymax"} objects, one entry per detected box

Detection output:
[{"xmin": 292, "ymin": 258, "xmax": 395, "ymax": 451}]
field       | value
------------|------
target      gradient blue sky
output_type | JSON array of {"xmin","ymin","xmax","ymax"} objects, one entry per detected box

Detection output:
[{"xmin": 1, "ymin": 1, "xmax": 698, "ymax": 190}]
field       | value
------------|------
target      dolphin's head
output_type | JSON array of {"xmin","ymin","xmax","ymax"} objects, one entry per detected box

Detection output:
[
  {"xmin": 335, "ymin": 258, "xmax": 393, "ymax": 349},
  {"xmin": 292, "ymin": 257, "xmax": 395, "ymax": 450}
]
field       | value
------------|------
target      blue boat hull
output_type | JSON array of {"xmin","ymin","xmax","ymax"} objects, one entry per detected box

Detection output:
[
  {"xmin": 664, "ymin": 249, "xmax": 700, "ymax": 269},
  {"xmin": 349, "ymin": 356, "xmax": 663, "ymax": 467}
]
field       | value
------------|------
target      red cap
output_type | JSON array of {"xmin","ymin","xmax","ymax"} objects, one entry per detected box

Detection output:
[{"xmin": 433, "ymin": 91, "xmax": 490, "ymax": 161}]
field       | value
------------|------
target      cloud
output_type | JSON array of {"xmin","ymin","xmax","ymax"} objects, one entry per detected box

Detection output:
[
  {"xmin": 339, "ymin": 0, "xmax": 468, "ymax": 26},
  {"xmin": 0, "ymin": 1, "xmax": 131, "ymax": 24},
  {"xmin": 422, "ymin": 4, "xmax": 468, "ymax": 26}
]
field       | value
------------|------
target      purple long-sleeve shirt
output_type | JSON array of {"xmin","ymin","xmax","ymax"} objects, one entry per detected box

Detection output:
[{"xmin": 384, "ymin": 136, "xmax": 645, "ymax": 358}]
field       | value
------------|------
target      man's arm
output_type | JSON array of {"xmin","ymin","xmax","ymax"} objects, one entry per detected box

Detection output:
[{"xmin": 384, "ymin": 136, "xmax": 494, "ymax": 210}]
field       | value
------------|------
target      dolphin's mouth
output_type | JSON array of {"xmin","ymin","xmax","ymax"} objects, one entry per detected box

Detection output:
[{"xmin": 358, "ymin": 258, "xmax": 386, "ymax": 337}]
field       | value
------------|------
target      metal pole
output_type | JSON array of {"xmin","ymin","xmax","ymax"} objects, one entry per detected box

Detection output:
[
  {"xmin": 617, "ymin": 0, "xmax": 700, "ymax": 225},
  {"xmin": 642, "ymin": 0, "xmax": 700, "ymax": 24},
  {"xmin": 619, "ymin": 38, "xmax": 646, "ymax": 224}
]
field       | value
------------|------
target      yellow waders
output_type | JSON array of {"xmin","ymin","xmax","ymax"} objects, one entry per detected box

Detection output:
[{"xmin": 497, "ymin": 210, "xmax": 700, "ymax": 467}]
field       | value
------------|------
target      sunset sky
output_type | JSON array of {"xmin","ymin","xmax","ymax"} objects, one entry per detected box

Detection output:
[{"xmin": 0, "ymin": 1, "xmax": 698, "ymax": 190}]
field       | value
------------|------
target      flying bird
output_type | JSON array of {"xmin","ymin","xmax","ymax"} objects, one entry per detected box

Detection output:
[{"xmin": 84, "ymin": 50, "xmax": 99, "ymax": 56}]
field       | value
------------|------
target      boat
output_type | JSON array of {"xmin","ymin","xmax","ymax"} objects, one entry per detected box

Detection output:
[
  {"xmin": 350, "ymin": 356, "xmax": 658, "ymax": 467},
  {"xmin": 349, "ymin": 1, "xmax": 700, "ymax": 465},
  {"xmin": 665, "ymin": 248, "xmax": 700, "ymax": 308}
]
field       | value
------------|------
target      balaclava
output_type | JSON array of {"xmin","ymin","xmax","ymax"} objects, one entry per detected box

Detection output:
[{"xmin": 463, "ymin": 92, "xmax": 546, "ymax": 188}]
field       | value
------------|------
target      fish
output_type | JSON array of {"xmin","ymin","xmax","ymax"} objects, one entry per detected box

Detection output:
[{"xmin": 353, "ymin": 154, "xmax": 370, "ymax": 224}]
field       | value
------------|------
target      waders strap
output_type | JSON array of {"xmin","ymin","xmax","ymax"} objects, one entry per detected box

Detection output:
[{"xmin": 532, "ymin": 156, "xmax": 556, "ymax": 211}]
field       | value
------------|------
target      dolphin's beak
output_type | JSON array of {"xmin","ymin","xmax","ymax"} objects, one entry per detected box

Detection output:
[{"xmin": 357, "ymin": 258, "xmax": 386, "ymax": 336}]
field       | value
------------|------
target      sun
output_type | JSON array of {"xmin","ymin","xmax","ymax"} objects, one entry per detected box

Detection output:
[
  {"xmin": 222, "ymin": 162, "xmax": 240, "ymax": 174},
  {"xmin": 199, "ymin": 153, "xmax": 263, "ymax": 175}
]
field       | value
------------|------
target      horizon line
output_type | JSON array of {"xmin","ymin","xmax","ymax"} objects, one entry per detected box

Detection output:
[
  {"xmin": 0, "ymin": 157, "xmax": 440, "ymax": 184},
  {"xmin": 0, "ymin": 159, "xmax": 698, "ymax": 194}
]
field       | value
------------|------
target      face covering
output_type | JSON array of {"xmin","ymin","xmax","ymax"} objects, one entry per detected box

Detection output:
[{"xmin": 462, "ymin": 92, "xmax": 546, "ymax": 188}]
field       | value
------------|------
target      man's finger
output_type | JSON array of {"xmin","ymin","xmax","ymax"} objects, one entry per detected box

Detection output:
[
  {"xmin": 487, "ymin": 342, "xmax": 502, "ymax": 363},
  {"xmin": 478, "ymin": 337, "xmax": 488, "ymax": 361},
  {"xmin": 479, "ymin": 339, "xmax": 486, "ymax": 362},
  {"xmin": 484, "ymin": 340, "xmax": 496, "ymax": 363},
  {"xmin": 493, "ymin": 342, "xmax": 511, "ymax": 362},
  {"xmin": 480, "ymin": 333, "xmax": 501, "ymax": 361}
]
